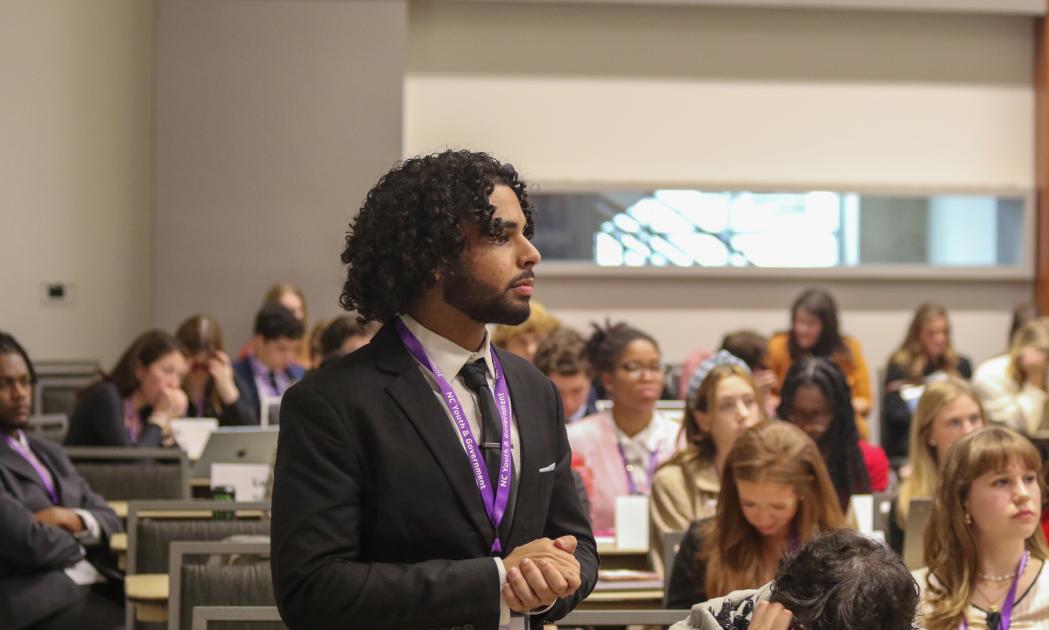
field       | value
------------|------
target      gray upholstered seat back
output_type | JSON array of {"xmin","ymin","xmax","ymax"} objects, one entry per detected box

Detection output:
[
  {"xmin": 74, "ymin": 462, "xmax": 184, "ymax": 500},
  {"xmin": 137, "ymin": 520, "xmax": 271, "ymax": 574},
  {"xmin": 179, "ymin": 563, "xmax": 284, "ymax": 630}
]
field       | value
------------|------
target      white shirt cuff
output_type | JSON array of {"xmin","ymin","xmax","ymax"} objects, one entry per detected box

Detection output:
[
  {"xmin": 72, "ymin": 509, "xmax": 101, "ymax": 544},
  {"xmin": 495, "ymin": 557, "xmax": 510, "ymax": 626}
]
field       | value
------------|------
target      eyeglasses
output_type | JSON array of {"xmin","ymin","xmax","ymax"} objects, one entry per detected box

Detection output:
[{"xmin": 616, "ymin": 362, "xmax": 666, "ymax": 379}]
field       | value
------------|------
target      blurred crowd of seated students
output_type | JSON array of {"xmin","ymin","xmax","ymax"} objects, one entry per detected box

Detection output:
[{"xmin": 6, "ymin": 279, "xmax": 1049, "ymax": 628}]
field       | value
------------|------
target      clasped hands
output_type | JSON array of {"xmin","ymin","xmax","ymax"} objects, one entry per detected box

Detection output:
[
  {"xmin": 33, "ymin": 506, "xmax": 84, "ymax": 534},
  {"xmin": 501, "ymin": 535, "xmax": 581, "ymax": 612}
]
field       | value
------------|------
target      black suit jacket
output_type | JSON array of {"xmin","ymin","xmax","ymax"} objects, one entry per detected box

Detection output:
[
  {"xmin": 65, "ymin": 381, "xmax": 164, "ymax": 447},
  {"xmin": 0, "ymin": 434, "xmax": 122, "ymax": 629},
  {"xmin": 271, "ymin": 321, "xmax": 598, "ymax": 630}
]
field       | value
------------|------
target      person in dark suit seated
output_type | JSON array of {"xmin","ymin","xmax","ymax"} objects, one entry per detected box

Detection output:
[
  {"xmin": 0, "ymin": 332, "xmax": 123, "ymax": 630},
  {"xmin": 232, "ymin": 303, "xmax": 305, "ymax": 422},
  {"xmin": 271, "ymin": 150, "xmax": 598, "ymax": 629},
  {"xmin": 175, "ymin": 314, "xmax": 257, "ymax": 426},
  {"xmin": 65, "ymin": 330, "xmax": 188, "ymax": 447}
]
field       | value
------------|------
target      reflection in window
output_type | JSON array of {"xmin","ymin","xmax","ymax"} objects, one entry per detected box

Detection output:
[{"xmin": 531, "ymin": 190, "xmax": 1023, "ymax": 269}]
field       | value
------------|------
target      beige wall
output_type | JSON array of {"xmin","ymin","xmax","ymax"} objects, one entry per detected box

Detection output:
[
  {"xmin": 0, "ymin": 1, "xmax": 154, "ymax": 367},
  {"xmin": 405, "ymin": 1, "xmax": 1037, "ymax": 440},
  {"xmin": 152, "ymin": 0, "xmax": 407, "ymax": 351},
  {"xmin": 406, "ymin": 2, "xmax": 1034, "ymax": 190}
]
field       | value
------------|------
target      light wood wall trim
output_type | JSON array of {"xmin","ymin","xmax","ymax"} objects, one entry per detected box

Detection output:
[{"xmin": 1037, "ymin": 9, "xmax": 1049, "ymax": 315}]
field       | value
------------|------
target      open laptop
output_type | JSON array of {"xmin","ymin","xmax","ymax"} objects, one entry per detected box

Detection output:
[
  {"xmin": 903, "ymin": 496, "xmax": 933, "ymax": 570},
  {"xmin": 191, "ymin": 426, "xmax": 280, "ymax": 479}
]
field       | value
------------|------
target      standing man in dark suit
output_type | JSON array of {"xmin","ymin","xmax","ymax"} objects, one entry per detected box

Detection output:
[
  {"xmin": 0, "ymin": 332, "xmax": 123, "ymax": 630},
  {"xmin": 232, "ymin": 303, "xmax": 306, "ymax": 423},
  {"xmin": 271, "ymin": 150, "xmax": 598, "ymax": 629}
]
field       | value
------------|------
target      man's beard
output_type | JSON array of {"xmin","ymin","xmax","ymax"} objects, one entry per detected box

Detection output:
[
  {"xmin": 0, "ymin": 414, "xmax": 27, "ymax": 435},
  {"xmin": 443, "ymin": 264, "xmax": 531, "ymax": 326}
]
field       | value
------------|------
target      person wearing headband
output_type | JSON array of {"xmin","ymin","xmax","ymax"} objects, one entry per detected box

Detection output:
[{"xmin": 649, "ymin": 350, "xmax": 764, "ymax": 575}]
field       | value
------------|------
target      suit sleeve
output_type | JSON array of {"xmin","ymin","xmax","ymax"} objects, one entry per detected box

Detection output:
[
  {"xmin": 271, "ymin": 383, "xmax": 502, "ymax": 630},
  {"xmin": 0, "ymin": 487, "xmax": 83, "ymax": 571},
  {"xmin": 218, "ymin": 373, "xmax": 259, "ymax": 426},
  {"xmin": 62, "ymin": 455, "xmax": 121, "ymax": 541},
  {"xmin": 536, "ymin": 381, "xmax": 599, "ymax": 624}
]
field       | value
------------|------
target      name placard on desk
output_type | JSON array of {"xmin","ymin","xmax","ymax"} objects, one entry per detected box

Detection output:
[{"xmin": 211, "ymin": 463, "xmax": 270, "ymax": 501}]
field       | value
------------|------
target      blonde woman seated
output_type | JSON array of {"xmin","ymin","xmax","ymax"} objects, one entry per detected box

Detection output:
[
  {"xmin": 915, "ymin": 426, "xmax": 1049, "ymax": 629},
  {"xmin": 649, "ymin": 351, "xmax": 765, "ymax": 575},
  {"xmin": 887, "ymin": 377, "xmax": 984, "ymax": 554},
  {"xmin": 664, "ymin": 420, "xmax": 846, "ymax": 609},
  {"xmin": 972, "ymin": 318, "xmax": 1049, "ymax": 434}
]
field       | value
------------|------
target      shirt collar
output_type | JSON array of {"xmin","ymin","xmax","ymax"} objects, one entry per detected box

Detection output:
[
  {"xmin": 399, "ymin": 314, "xmax": 495, "ymax": 382},
  {"xmin": 611, "ymin": 411, "xmax": 666, "ymax": 453},
  {"xmin": 7, "ymin": 429, "xmax": 29, "ymax": 450},
  {"xmin": 249, "ymin": 354, "xmax": 275, "ymax": 379}
]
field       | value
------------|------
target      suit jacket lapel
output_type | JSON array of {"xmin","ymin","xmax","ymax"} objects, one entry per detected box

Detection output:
[
  {"xmin": 374, "ymin": 322, "xmax": 496, "ymax": 545},
  {"xmin": 501, "ymin": 350, "xmax": 545, "ymax": 551},
  {"xmin": 0, "ymin": 439, "xmax": 51, "ymax": 500}
]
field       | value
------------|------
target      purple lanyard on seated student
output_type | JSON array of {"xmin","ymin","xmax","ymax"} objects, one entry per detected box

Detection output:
[
  {"xmin": 4, "ymin": 434, "xmax": 59, "ymax": 505},
  {"xmin": 615, "ymin": 441, "xmax": 659, "ymax": 496},
  {"xmin": 396, "ymin": 319, "xmax": 513, "ymax": 554},
  {"xmin": 963, "ymin": 550, "xmax": 1029, "ymax": 630}
]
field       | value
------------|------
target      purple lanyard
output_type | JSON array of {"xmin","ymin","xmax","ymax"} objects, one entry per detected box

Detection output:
[
  {"xmin": 123, "ymin": 399, "xmax": 141, "ymax": 444},
  {"xmin": 5, "ymin": 433, "xmax": 59, "ymax": 504},
  {"xmin": 962, "ymin": 550, "xmax": 1030, "ymax": 630},
  {"xmin": 396, "ymin": 320, "xmax": 514, "ymax": 554},
  {"xmin": 615, "ymin": 440, "xmax": 659, "ymax": 496}
]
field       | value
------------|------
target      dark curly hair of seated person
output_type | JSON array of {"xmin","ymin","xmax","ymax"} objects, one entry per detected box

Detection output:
[
  {"xmin": 339, "ymin": 150, "xmax": 534, "ymax": 323},
  {"xmin": 770, "ymin": 530, "xmax": 919, "ymax": 630}
]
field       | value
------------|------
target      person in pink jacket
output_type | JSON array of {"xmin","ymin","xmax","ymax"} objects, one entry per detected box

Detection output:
[{"xmin": 568, "ymin": 321, "xmax": 680, "ymax": 534}]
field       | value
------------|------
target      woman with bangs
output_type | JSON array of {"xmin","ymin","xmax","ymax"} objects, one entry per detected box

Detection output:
[
  {"xmin": 887, "ymin": 378, "xmax": 984, "ymax": 554},
  {"xmin": 883, "ymin": 303, "xmax": 973, "ymax": 460},
  {"xmin": 916, "ymin": 426, "xmax": 1049, "ymax": 629},
  {"xmin": 973, "ymin": 318, "xmax": 1049, "ymax": 435},
  {"xmin": 649, "ymin": 352, "xmax": 766, "ymax": 575},
  {"xmin": 665, "ymin": 420, "xmax": 846, "ymax": 609}
]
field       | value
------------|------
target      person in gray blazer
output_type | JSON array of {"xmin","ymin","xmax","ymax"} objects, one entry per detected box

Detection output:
[{"xmin": 0, "ymin": 332, "xmax": 123, "ymax": 630}]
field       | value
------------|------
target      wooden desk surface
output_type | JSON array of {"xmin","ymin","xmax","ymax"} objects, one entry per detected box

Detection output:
[
  {"xmin": 596, "ymin": 544, "xmax": 649, "ymax": 556},
  {"xmin": 110, "ymin": 532, "xmax": 127, "ymax": 553},
  {"xmin": 107, "ymin": 501, "xmax": 127, "ymax": 519},
  {"xmin": 125, "ymin": 573, "xmax": 168, "ymax": 601}
]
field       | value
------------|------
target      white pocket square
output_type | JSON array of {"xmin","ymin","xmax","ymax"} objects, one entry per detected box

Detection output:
[{"xmin": 538, "ymin": 462, "xmax": 556, "ymax": 473}]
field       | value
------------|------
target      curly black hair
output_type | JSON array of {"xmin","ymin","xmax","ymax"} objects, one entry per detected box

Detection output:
[
  {"xmin": 771, "ymin": 530, "xmax": 918, "ymax": 630},
  {"xmin": 583, "ymin": 320, "xmax": 659, "ymax": 375},
  {"xmin": 339, "ymin": 150, "xmax": 534, "ymax": 323},
  {"xmin": 777, "ymin": 356, "xmax": 871, "ymax": 509}
]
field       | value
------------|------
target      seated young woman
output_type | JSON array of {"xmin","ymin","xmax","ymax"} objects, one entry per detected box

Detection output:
[
  {"xmin": 888, "ymin": 377, "xmax": 984, "ymax": 554},
  {"xmin": 665, "ymin": 420, "xmax": 846, "ymax": 609},
  {"xmin": 567, "ymin": 321, "xmax": 680, "ymax": 534},
  {"xmin": 649, "ymin": 351, "xmax": 765, "ymax": 575},
  {"xmin": 972, "ymin": 318, "xmax": 1049, "ymax": 435},
  {"xmin": 175, "ymin": 314, "xmax": 257, "ymax": 426},
  {"xmin": 915, "ymin": 426, "xmax": 1049, "ymax": 629},
  {"xmin": 66, "ymin": 330, "xmax": 188, "ymax": 447},
  {"xmin": 883, "ymin": 302, "xmax": 973, "ymax": 460},
  {"xmin": 766, "ymin": 287, "xmax": 873, "ymax": 439},
  {"xmin": 777, "ymin": 357, "xmax": 883, "ymax": 506}
]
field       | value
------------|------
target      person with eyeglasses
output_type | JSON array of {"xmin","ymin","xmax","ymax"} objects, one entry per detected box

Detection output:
[
  {"xmin": 777, "ymin": 357, "xmax": 883, "ymax": 511},
  {"xmin": 567, "ymin": 321, "xmax": 681, "ymax": 534}
]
